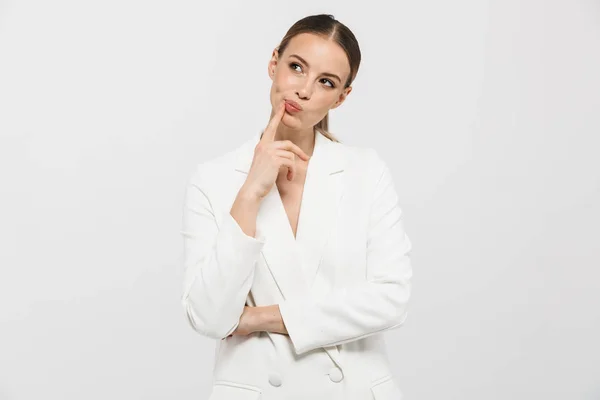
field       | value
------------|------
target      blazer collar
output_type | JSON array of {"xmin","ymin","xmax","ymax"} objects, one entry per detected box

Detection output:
[{"xmin": 235, "ymin": 129, "xmax": 344, "ymax": 175}]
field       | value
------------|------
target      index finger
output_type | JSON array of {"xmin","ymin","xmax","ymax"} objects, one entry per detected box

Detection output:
[{"xmin": 260, "ymin": 101, "xmax": 286, "ymax": 143}]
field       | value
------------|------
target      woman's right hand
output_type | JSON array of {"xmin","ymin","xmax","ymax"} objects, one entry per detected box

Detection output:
[{"xmin": 242, "ymin": 101, "xmax": 311, "ymax": 200}]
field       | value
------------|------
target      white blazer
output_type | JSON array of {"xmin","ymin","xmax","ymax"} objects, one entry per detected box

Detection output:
[{"xmin": 180, "ymin": 130, "xmax": 413, "ymax": 400}]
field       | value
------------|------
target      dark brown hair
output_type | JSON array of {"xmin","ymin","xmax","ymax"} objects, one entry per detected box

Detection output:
[{"xmin": 276, "ymin": 14, "xmax": 361, "ymax": 143}]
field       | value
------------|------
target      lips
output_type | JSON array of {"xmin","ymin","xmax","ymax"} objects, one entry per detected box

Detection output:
[{"xmin": 284, "ymin": 99, "xmax": 303, "ymax": 111}]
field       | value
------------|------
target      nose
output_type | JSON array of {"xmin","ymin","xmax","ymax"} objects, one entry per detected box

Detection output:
[{"xmin": 296, "ymin": 79, "xmax": 312, "ymax": 100}]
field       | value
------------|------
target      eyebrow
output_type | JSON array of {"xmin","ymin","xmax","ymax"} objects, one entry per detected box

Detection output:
[{"xmin": 289, "ymin": 54, "xmax": 342, "ymax": 83}]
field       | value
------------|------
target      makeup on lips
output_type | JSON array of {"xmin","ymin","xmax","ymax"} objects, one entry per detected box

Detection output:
[{"xmin": 284, "ymin": 99, "xmax": 302, "ymax": 113}]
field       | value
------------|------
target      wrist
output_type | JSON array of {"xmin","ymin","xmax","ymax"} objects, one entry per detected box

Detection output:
[
  {"xmin": 238, "ymin": 185, "xmax": 262, "ymax": 204},
  {"xmin": 254, "ymin": 305, "xmax": 286, "ymax": 334},
  {"xmin": 249, "ymin": 307, "xmax": 266, "ymax": 333}
]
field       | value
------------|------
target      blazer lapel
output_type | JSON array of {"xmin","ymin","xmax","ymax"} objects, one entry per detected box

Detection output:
[
  {"xmin": 293, "ymin": 132, "xmax": 346, "ymax": 372},
  {"xmin": 235, "ymin": 130, "xmax": 345, "ymax": 299},
  {"xmin": 296, "ymin": 131, "xmax": 345, "ymax": 289},
  {"xmin": 234, "ymin": 130, "xmax": 306, "ymax": 301},
  {"xmin": 234, "ymin": 129, "xmax": 346, "ymax": 369},
  {"xmin": 256, "ymin": 183, "xmax": 307, "ymax": 300}
]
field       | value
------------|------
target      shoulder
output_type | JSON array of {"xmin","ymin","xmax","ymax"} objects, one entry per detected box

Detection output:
[
  {"xmin": 338, "ymin": 141, "xmax": 389, "ymax": 180},
  {"xmin": 185, "ymin": 141, "xmax": 245, "ymax": 189}
]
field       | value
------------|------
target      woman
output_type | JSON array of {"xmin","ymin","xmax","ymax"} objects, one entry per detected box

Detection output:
[{"xmin": 181, "ymin": 14, "xmax": 413, "ymax": 400}]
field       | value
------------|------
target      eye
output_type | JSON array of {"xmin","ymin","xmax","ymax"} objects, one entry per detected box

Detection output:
[
  {"xmin": 321, "ymin": 78, "xmax": 335, "ymax": 88},
  {"xmin": 290, "ymin": 62, "xmax": 302, "ymax": 72}
]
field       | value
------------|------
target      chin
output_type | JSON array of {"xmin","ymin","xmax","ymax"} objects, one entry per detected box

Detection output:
[{"xmin": 281, "ymin": 113, "xmax": 299, "ymax": 127}]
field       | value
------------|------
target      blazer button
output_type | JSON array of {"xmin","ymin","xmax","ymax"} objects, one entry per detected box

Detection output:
[
  {"xmin": 268, "ymin": 372, "xmax": 282, "ymax": 387},
  {"xmin": 328, "ymin": 367, "xmax": 343, "ymax": 383}
]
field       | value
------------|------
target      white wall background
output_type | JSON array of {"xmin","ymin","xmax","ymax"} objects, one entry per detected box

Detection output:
[{"xmin": 1, "ymin": 0, "xmax": 599, "ymax": 399}]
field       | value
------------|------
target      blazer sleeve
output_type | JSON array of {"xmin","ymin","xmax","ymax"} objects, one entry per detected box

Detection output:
[
  {"xmin": 180, "ymin": 164, "xmax": 266, "ymax": 340},
  {"xmin": 278, "ymin": 151, "xmax": 413, "ymax": 355}
]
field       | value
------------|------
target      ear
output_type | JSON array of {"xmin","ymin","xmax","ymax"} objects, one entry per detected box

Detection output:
[
  {"xmin": 268, "ymin": 47, "xmax": 279, "ymax": 80},
  {"xmin": 330, "ymin": 86, "xmax": 352, "ymax": 110}
]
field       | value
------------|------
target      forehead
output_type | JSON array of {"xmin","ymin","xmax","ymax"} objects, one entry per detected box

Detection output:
[{"xmin": 283, "ymin": 33, "xmax": 350, "ymax": 78}]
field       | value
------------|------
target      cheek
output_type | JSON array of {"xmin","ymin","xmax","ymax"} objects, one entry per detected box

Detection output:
[
  {"xmin": 314, "ymin": 95, "xmax": 337, "ymax": 112},
  {"xmin": 279, "ymin": 71, "xmax": 298, "ymax": 88}
]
